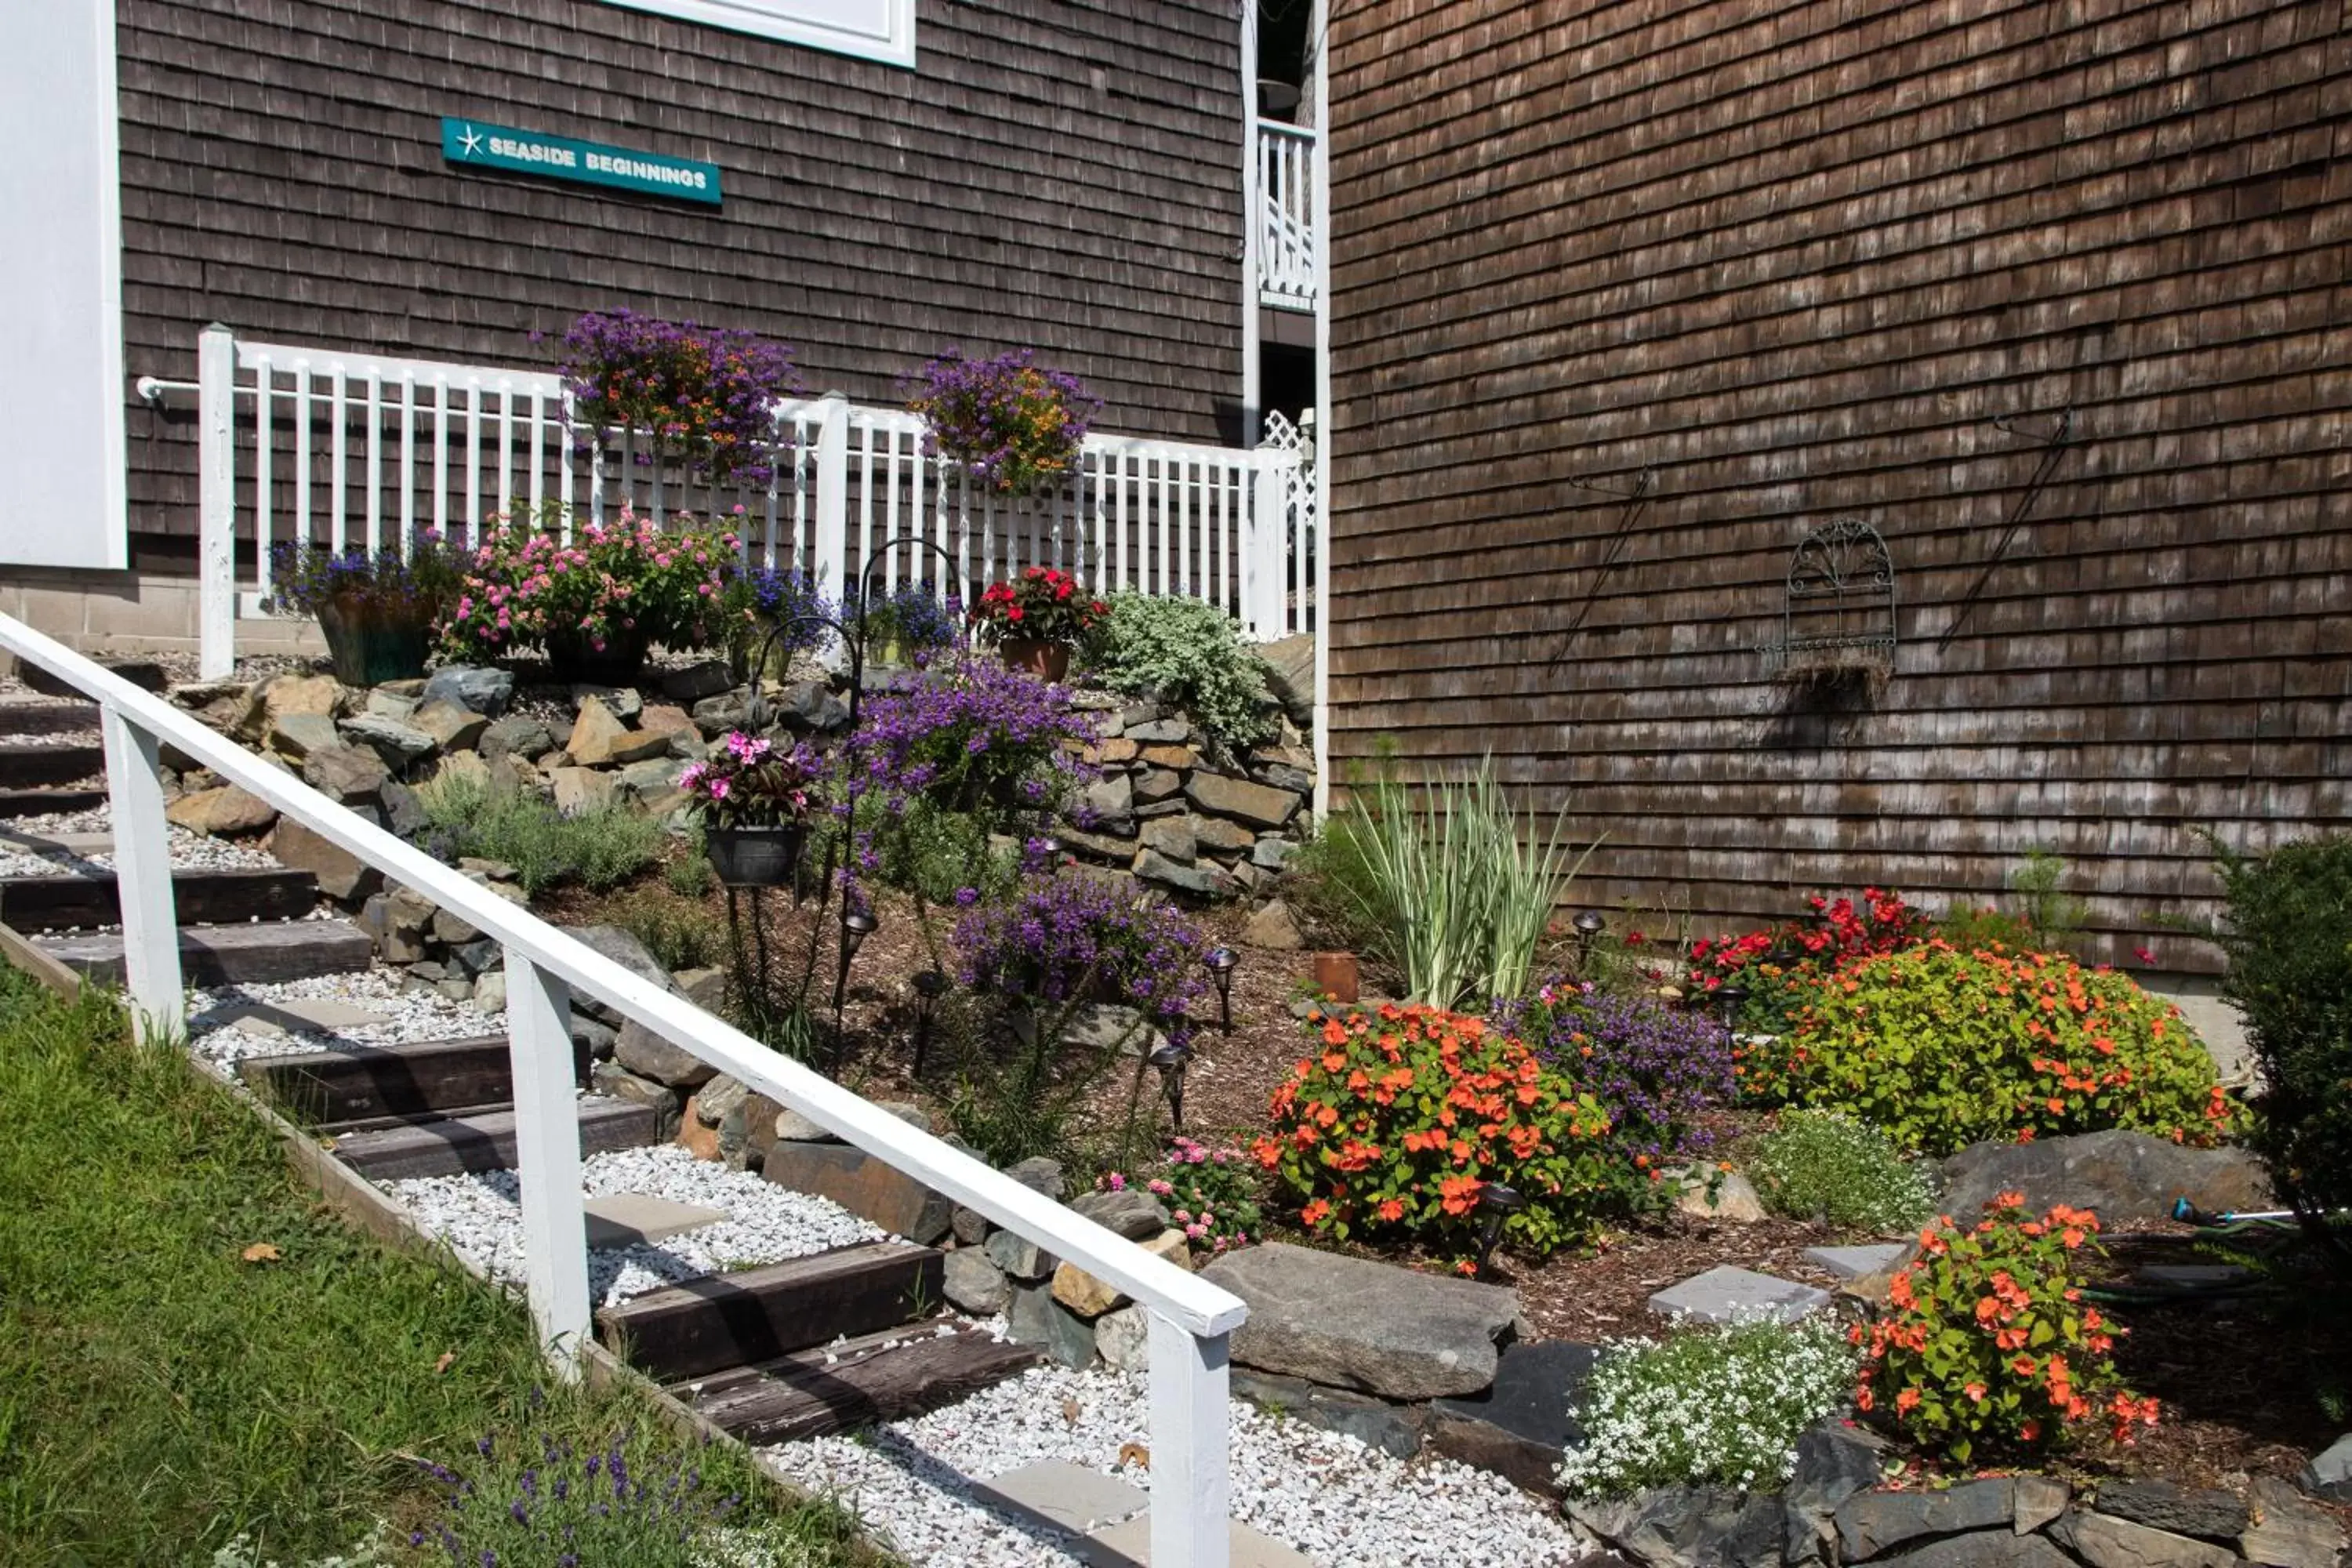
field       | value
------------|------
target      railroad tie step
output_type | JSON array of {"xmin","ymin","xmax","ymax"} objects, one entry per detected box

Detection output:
[
  {"xmin": 327, "ymin": 1095, "xmax": 659, "ymax": 1181},
  {"xmin": 0, "ymin": 867, "xmax": 318, "ymax": 933},
  {"xmin": 0, "ymin": 698, "xmax": 101, "ymax": 736},
  {"xmin": 34, "ymin": 918, "xmax": 376, "ymax": 985},
  {"xmin": 673, "ymin": 1320, "xmax": 1042, "ymax": 1444},
  {"xmin": 0, "ymin": 787, "xmax": 109, "ymax": 820},
  {"xmin": 598, "ymin": 1240, "xmax": 948, "ymax": 1384},
  {"xmin": 238, "ymin": 1033, "xmax": 557, "ymax": 1124},
  {"xmin": 0, "ymin": 742, "xmax": 106, "ymax": 791}
]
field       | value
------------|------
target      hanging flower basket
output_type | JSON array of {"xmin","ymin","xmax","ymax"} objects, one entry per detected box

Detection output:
[{"xmin": 705, "ymin": 823, "xmax": 805, "ymax": 888}]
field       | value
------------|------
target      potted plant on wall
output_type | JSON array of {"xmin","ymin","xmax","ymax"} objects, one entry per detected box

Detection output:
[
  {"xmin": 267, "ymin": 533, "xmax": 462, "ymax": 687},
  {"xmin": 902, "ymin": 347, "xmax": 1100, "ymax": 496},
  {"xmin": 684, "ymin": 731, "xmax": 821, "ymax": 887},
  {"xmin": 970, "ymin": 567, "xmax": 1105, "ymax": 682}
]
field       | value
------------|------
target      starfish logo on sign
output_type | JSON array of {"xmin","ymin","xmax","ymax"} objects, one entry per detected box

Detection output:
[{"xmin": 456, "ymin": 124, "xmax": 484, "ymax": 157}]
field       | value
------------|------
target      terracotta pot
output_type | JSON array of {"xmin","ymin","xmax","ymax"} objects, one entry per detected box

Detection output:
[
  {"xmin": 314, "ymin": 597, "xmax": 431, "ymax": 687},
  {"xmin": 998, "ymin": 637, "xmax": 1072, "ymax": 683},
  {"xmin": 1312, "ymin": 951, "xmax": 1360, "ymax": 1004}
]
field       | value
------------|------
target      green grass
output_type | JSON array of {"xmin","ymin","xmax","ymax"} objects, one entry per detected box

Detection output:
[{"xmin": 0, "ymin": 964, "xmax": 878, "ymax": 1567}]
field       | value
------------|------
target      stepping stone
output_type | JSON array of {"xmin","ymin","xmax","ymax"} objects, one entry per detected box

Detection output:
[
  {"xmin": 972, "ymin": 1459, "xmax": 1149, "ymax": 1534},
  {"xmin": 583, "ymin": 1192, "xmax": 725, "ymax": 1248},
  {"xmin": 1804, "ymin": 1243, "xmax": 1907, "ymax": 1280},
  {"xmin": 211, "ymin": 996, "xmax": 391, "ymax": 1035},
  {"xmin": 1649, "ymin": 1265, "xmax": 1831, "ymax": 1325},
  {"xmin": 2133, "ymin": 1263, "xmax": 2253, "ymax": 1289},
  {"xmin": 1076, "ymin": 1513, "xmax": 1316, "ymax": 1568}
]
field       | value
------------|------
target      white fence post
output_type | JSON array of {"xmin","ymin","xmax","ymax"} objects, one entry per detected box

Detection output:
[
  {"xmin": 198, "ymin": 323, "xmax": 238, "ymax": 681},
  {"xmin": 100, "ymin": 703, "xmax": 183, "ymax": 1039},
  {"xmin": 1248, "ymin": 454, "xmax": 1284, "ymax": 639},
  {"xmin": 504, "ymin": 950, "xmax": 592, "ymax": 1374},
  {"xmin": 1150, "ymin": 1314, "xmax": 1232, "ymax": 1568},
  {"xmin": 812, "ymin": 391, "xmax": 851, "ymax": 602}
]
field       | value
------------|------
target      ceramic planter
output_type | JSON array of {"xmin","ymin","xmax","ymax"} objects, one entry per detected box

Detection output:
[{"xmin": 314, "ymin": 597, "xmax": 432, "ymax": 687}]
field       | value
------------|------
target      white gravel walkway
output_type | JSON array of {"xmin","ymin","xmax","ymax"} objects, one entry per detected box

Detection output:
[
  {"xmin": 387, "ymin": 1143, "xmax": 888, "ymax": 1308},
  {"xmin": 186, "ymin": 966, "xmax": 501, "ymax": 1069},
  {"xmin": 0, "ymin": 810, "xmax": 285, "ymax": 877},
  {"xmin": 763, "ymin": 1360, "xmax": 1590, "ymax": 1568}
]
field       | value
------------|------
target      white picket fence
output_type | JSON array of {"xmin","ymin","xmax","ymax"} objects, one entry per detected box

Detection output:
[
  {"xmin": 196, "ymin": 327, "xmax": 1315, "ymax": 679},
  {"xmin": 0, "ymin": 609, "xmax": 1251, "ymax": 1565}
]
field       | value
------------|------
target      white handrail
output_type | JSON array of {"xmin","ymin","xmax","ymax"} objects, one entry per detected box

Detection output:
[{"xmin": 0, "ymin": 610, "xmax": 1245, "ymax": 1567}]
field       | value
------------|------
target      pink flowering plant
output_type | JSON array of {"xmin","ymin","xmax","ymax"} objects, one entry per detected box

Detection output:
[
  {"xmin": 436, "ymin": 502, "xmax": 740, "ymax": 665},
  {"xmin": 1099, "ymin": 1138, "xmax": 1265, "ymax": 1256},
  {"xmin": 681, "ymin": 732, "xmax": 821, "ymax": 830}
]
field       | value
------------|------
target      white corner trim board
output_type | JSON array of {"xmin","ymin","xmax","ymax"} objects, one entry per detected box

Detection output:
[{"xmin": 601, "ymin": 0, "xmax": 916, "ymax": 68}]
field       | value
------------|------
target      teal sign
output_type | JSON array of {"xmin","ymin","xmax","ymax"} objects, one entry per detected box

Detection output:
[{"xmin": 441, "ymin": 117, "xmax": 721, "ymax": 206}]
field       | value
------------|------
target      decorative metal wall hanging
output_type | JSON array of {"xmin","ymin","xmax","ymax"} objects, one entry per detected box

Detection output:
[
  {"xmin": 1758, "ymin": 517, "xmax": 1897, "ymax": 682},
  {"xmin": 1937, "ymin": 407, "xmax": 2075, "ymax": 649},
  {"xmin": 1545, "ymin": 465, "xmax": 1656, "ymax": 666}
]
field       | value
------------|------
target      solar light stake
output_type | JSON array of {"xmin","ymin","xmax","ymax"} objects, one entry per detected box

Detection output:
[
  {"xmin": 1147, "ymin": 1041, "xmax": 1192, "ymax": 1138},
  {"xmin": 1475, "ymin": 1181, "xmax": 1526, "ymax": 1276},
  {"xmin": 833, "ymin": 906, "xmax": 879, "ymax": 1014},
  {"xmin": 1571, "ymin": 910, "xmax": 1606, "ymax": 975},
  {"xmin": 910, "ymin": 969, "xmax": 949, "ymax": 1076},
  {"xmin": 1711, "ymin": 982, "xmax": 1751, "ymax": 1036},
  {"xmin": 1203, "ymin": 946, "xmax": 1240, "ymax": 1034}
]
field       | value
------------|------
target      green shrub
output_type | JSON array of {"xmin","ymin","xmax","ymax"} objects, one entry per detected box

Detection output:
[
  {"xmin": 417, "ymin": 770, "xmax": 662, "ymax": 895},
  {"xmin": 1935, "ymin": 850, "xmax": 2089, "ymax": 955},
  {"xmin": 618, "ymin": 897, "xmax": 727, "ymax": 973},
  {"xmin": 1080, "ymin": 591, "xmax": 1276, "ymax": 751},
  {"xmin": 1748, "ymin": 1110, "xmax": 1936, "ymax": 1232},
  {"xmin": 1741, "ymin": 942, "xmax": 2231, "ymax": 1157},
  {"xmin": 2212, "ymin": 833, "xmax": 2352, "ymax": 1245},
  {"xmin": 1555, "ymin": 1316, "xmax": 1858, "ymax": 1496},
  {"xmin": 666, "ymin": 850, "xmax": 715, "ymax": 898},
  {"xmin": 1319, "ymin": 760, "xmax": 1595, "ymax": 1007}
]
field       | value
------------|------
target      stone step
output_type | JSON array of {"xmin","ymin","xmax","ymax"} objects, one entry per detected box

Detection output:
[
  {"xmin": 0, "ymin": 866, "xmax": 317, "ymax": 932},
  {"xmin": 597, "ymin": 1240, "xmax": 946, "ymax": 1383},
  {"xmin": 0, "ymin": 698, "xmax": 101, "ymax": 737},
  {"xmin": 673, "ymin": 1320, "xmax": 1042, "ymax": 1444},
  {"xmin": 330, "ymin": 1095, "xmax": 659, "ymax": 1180},
  {"xmin": 1648, "ymin": 1265, "xmax": 1832, "ymax": 1325},
  {"xmin": 35, "ymin": 918, "xmax": 375, "ymax": 985},
  {"xmin": 241, "ymin": 1033, "xmax": 566, "ymax": 1125},
  {"xmin": 0, "ymin": 786, "xmax": 108, "ymax": 820},
  {"xmin": 0, "ymin": 742, "xmax": 105, "ymax": 790}
]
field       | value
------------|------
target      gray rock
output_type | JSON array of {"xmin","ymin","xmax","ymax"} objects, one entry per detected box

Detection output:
[
  {"xmin": 590, "ymin": 1060, "xmax": 681, "ymax": 1142},
  {"xmin": 267, "ymin": 710, "xmax": 344, "ymax": 760},
  {"xmin": 1838, "ymin": 1479, "xmax": 2014, "ymax": 1562},
  {"xmin": 2244, "ymin": 1473, "xmax": 2346, "ymax": 1566},
  {"xmin": 1255, "ymin": 762, "xmax": 1315, "ymax": 795},
  {"xmin": 1182, "ymin": 771, "xmax": 1301, "ymax": 830},
  {"xmin": 1784, "ymin": 1421, "xmax": 1889, "ymax": 1561},
  {"xmin": 615, "ymin": 756, "xmax": 689, "ymax": 800},
  {"xmin": 1250, "ymin": 836, "xmax": 1296, "ymax": 872},
  {"xmin": 1232, "ymin": 1369, "xmax": 1425, "ymax": 1461},
  {"xmin": 691, "ymin": 693, "xmax": 750, "ymax": 735},
  {"xmin": 1427, "ymin": 1341, "xmax": 1599, "ymax": 1492},
  {"xmin": 430, "ymin": 906, "xmax": 482, "ymax": 946},
  {"xmin": 268, "ymin": 817, "xmax": 382, "ymax": 903},
  {"xmin": 1257, "ymin": 633, "xmax": 1314, "ymax": 727},
  {"xmin": 564, "ymin": 924, "xmax": 673, "ymax": 1029},
  {"xmin": 423, "ymin": 666, "xmax": 514, "ymax": 717},
  {"xmin": 1005, "ymin": 1282, "xmax": 1096, "ymax": 1370},
  {"xmin": 570, "ymin": 683, "xmax": 644, "ymax": 720},
  {"xmin": 1127, "ymin": 718, "xmax": 1192, "ymax": 744},
  {"xmin": 1139, "ymin": 815, "xmax": 1197, "ymax": 863},
  {"xmin": 301, "ymin": 742, "xmax": 390, "ymax": 804},
  {"xmin": 412, "ymin": 699, "xmax": 489, "ymax": 753},
  {"xmin": 341, "ymin": 712, "xmax": 437, "ymax": 764},
  {"xmin": 613, "ymin": 1018, "xmax": 720, "ymax": 1090},
  {"xmin": 447, "ymin": 938, "xmax": 499, "ymax": 977},
  {"xmin": 1131, "ymin": 768, "xmax": 1183, "ymax": 804},
  {"xmin": 2303, "ymin": 1432, "xmax": 2352, "ymax": 1502},
  {"xmin": 695, "ymin": 1073, "xmax": 751, "ymax": 1128},
  {"xmin": 1135, "ymin": 849, "xmax": 1240, "ymax": 898},
  {"xmin": 1094, "ymin": 1305, "xmax": 1151, "ymax": 1372},
  {"xmin": 2091, "ymin": 1479, "xmax": 2249, "ymax": 1543},
  {"xmin": 2050, "ymin": 1508, "xmax": 2240, "ymax": 1568},
  {"xmin": 479, "ymin": 715, "xmax": 555, "ymax": 763},
  {"xmin": 986, "ymin": 1228, "xmax": 1058, "ymax": 1281},
  {"xmin": 1874, "ymin": 1536, "xmax": 2078, "ymax": 1568},
  {"xmin": 1673, "ymin": 1168, "xmax": 1769, "ymax": 1223},
  {"xmin": 661, "ymin": 659, "xmax": 735, "ymax": 702},
  {"xmin": 569, "ymin": 1014, "xmax": 619, "ymax": 1059},
  {"xmin": 1005, "ymin": 1156, "xmax": 1068, "ymax": 1201},
  {"xmin": 1190, "ymin": 814, "xmax": 1258, "ymax": 855},
  {"xmin": 472, "ymin": 970, "xmax": 507, "ymax": 1014},
  {"xmin": 942, "ymin": 1247, "xmax": 1011, "ymax": 1316},
  {"xmin": 1939, "ymin": 1130, "xmax": 2272, "ymax": 1227},
  {"xmin": 762, "ymin": 1140, "xmax": 953, "ymax": 1244},
  {"xmin": 950, "ymin": 1206, "xmax": 993, "ymax": 1246},
  {"xmin": 1570, "ymin": 1485, "xmax": 1788, "ymax": 1568},
  {"xmin": 1200, "ymin": 1241, "xmax": 1517, "ymax": 1401},
  {"xmin": 769, "ymin": 680, "xmax": 848, "ymax": 733},
  {"xmin": 1070, "ymin": 1187, "xmax": 1171, "ymax": 1241},
  {"xmin": 1119, "ymin": 699, "xmax": 1162, "ymax": 727},
  {"xmin": 1650, "ymin": 1265, "xmax": 1831, "ymax": 1325},
  {"xmin": 1081, "ymin": 772, "xmax": 1134, "ymax": 826},
  {"xmin": 1242, "ymin": 899, "xmax": 1305, "ymax": 950},
  {"xmin": 2015, "ymin": 1475, "xmax": 2071, "ymax": 1537},
  {"xmin": 773, "ymin": 1106, "xmax": 841, "ymax": 1144},
  {"xmin": 379, "ymin": 778, "xmax": 427, "ymax": 838}
]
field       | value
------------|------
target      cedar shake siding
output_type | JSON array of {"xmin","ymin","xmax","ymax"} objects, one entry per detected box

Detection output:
[
  {"xmin": 116, "ymin": 0, "xmax": 1242, "ymax": 546},
  {"xmin": 1324, "ymin": 0, "xmax": 2352, "ymax": 968}
]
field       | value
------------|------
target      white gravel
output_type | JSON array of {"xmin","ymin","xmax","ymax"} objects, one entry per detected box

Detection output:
[
  {"xmin": 0, "ymin": 728, "xmax": 101, "ymax": 746},
  {"xmin": 762, "ymin": 1360, "xmax": 1590, "ymax": 1568},
  {"xmin": 387, "ymin": 1143, "xmax": 888, "ymax": 1308},
  {"xmin": 0, "ymin": 810, "xmax": 285, "ymax": 875},
  {"xmin": 185, "ymin": 965, "xmax": 501, "ymax": 1068}
]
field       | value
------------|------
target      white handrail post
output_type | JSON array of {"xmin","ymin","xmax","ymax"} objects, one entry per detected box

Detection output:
[
  {"xmin": 100, "ymin": 703, "xmax": 183, "ymax": 1039},
  {"xmin": 504, "ymin": 950, "xmax": 592, "ymax": 1375},
  {"xmin": 1149, "ymin": 1314, "xmax": 1232, "ymax": 1568},
  {"xmin": 813, "ymin": 391, "xmax": 851, "ymax": 605},
  {"xmin": 198, "ymin": 323, "xmax": 238, "ymax": 681},
  {"xmin": 1248, "ymin": 454, "xmax": 1284, "ymax": 640}
]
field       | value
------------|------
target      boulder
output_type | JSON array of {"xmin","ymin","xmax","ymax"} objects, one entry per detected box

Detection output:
[
  {"xmin": 1081, "ymin": 773, "xmax": 1134, "ymax": 826},
  {"xmin": 1005, "ymin": 1282, "xmax": 1097, "ymax": 1370},
  {"xmin": 301, "ymin": 742, "xmax": 390, "ymax": 804},
  {"xmin": 2049, "ymin": 1508, "xmax": 2239, "ymax": 1568},
  {"xmin": 1242, "ymin": 899, "xmax": 1305, "ymax": 951},
  {"xmin": 1257, "ymin": 633, "xmax": 1315, "ymax": 727},
  {"xmin": 550, "ymin": 766, "xmax": 615, "ymax": 815},
  {"xmin": 1191, "ymin": 815, "xmax": 1258, "ymax": 855},
  {"xmin": 2245, "ymin": 1474, "xmax": 2346, "ymax": 1566},
  {"xmin": 423, "ymin": 666, "xmax": 514, "ymax": 717},
  {"xmin": 565, "ymin": 699, "xmax": 635, "ymax": 768},
  {"xmin": 1570, "ymin": 1485, "xmax": 1789, "ymax": 1568},
  {"xmin": 768, "ymin": 681, "xmax": 848, "ymax": 733},
  {"xmin": 590, "ymin": 1061, "xmax": 681, "ymax": 1142},
  {"xmin": 2303, "ymin": 1432, "xmax": 2352, "ymax": 1502},
  {"xmin": 943, "ymin": 1247, "xmax": 1011, "ymax": 1316},
  {"xmin": 1230, "ymin": 1369, "xmax": 1425, "ymax": 1460},
  {"xmin": 235, "ymin": 672, "xmax": 344, "ymax": 742},
  {"xmin": 636, "ymin": 703, "xmax": 698, "ymax": 744},
  {"xmin": 1132, "ymin": 768, "xmax": 1183, "ymax": 804},
  {"xmin": 1872, "ymin": 1537, "xmax": 2078, "ymax": 1568},
  {"xmin": 661, "ymin": 660, "xmax": 735, "ymax": 702},
  {"xmin": 952, "ymin": 1157, "xmax": 1066, "ymax": 1243},
  {"xmin": 564, "ymin": 925, "xmax": 672, "ymax": 1022},
  {"xmin": 340, "ymin": 713, "xmax": 436, "ymax": 767},
  {"xmin": 1138, "ymin": 744, "xmax": 1197, "ymax": 770},
  {"xmin": 1095, "ymin": 1305, "xmax": 1151, "ymax": 1372},
  {"xmin": 1183, "ymin": 771, "xmax": 1301, "ymax": 830},
  {"xmin": 364, "ymin": 688, "xmax": 419, "ymax": 720},
  {"xmin": 379, "ymin": 779, "xmax": 427, "ymax": 837},
  {"xmin": 691, "ymin": 693, "xmax": 750, "ymax": 735},
  {"xmin": 166, "ymin": 783, "xmax": 276, "ymax": 837},
  {"xmin": 267, "ymin": 817, "xmax": 381, "ymax": 903},
  {"xmin": 1784, "ymin": 1421, "xmax": 1890, "ymax": 1560},
  {"xmin": 1052, "ymin": 1229, "xmax": 1189, "ymax": 1319},
  {"xmin": 1257, "ymin": 763, "xmax": 1315, "ymax": 795},
  {"xmin": 479, "ymin": 715, "xmax": 555, "ymax": 763},
  {"xmin": 1250, "ymin": 837, "xmax": 1296, "ymax": 872},
  {"xmin": 1097, "ymin": 737, "xmax": 1139, "ymax": 765},
  {"xmin": 2090, "ymin": 1479, "xmax": 2248, "ymax": 1543},
  {"xmin": 1836, "ymin": 1480, "xmax": 2014, "ymax": 1562},
  {"xmin": 570, "ymin": 684, "xmax": 643, "ymax": 720},
  {"xmin": 762, "ymin": 1141, "xmax": 953, "ymax": 1245},
  {"xmin": 1135, "ymin": 850, "xmax": 1240, "ymax": 898},
  {"xmin": 986, "ymin": 1228, "xmax": 1058, "ymax": 1282},
  {"xmin": 1127, "ymin": 719, "xmax": 1191, "ymax": 744},
  {"xmin": 1070, "ymin": 1187, "xmax": 1171, "ymax": 1241},
  {"xmin": 615, "ymin": 757, "xmax": 688, "ymax": 803},
  {"xmin": 269, "ymin": 711, "xmax": 344, "ymax": 760},
  {"xmin": 1673, "ymin": 1168, "xmax": 1769, "ymax": 1224},
  {"xmin": 472, "ymin": 970, "xmax": 507, "ymax": 1014},
  {"xmin": 1938, "ymin": 1131, "xmax": 2272, "ymax": 1227},
  {"xmin": 614, "ymin": 1017, "xmax": 719, "ymax": 1091},
  {"xmin": 1200, "ymin": 1241, "xmax": 1518, "ymax": 1401},
  {"xmin": 412, "ymin": 699, "xmax": 489, "ymax": 753},
  {"xmin": 1139, "ymin": 815, "xmax": 1197, "ymax": 864},
  {"xmin": 2015, "ymin": 1475, "xmax": 2071, "ymax": 1537},
  {"xmin": 1427, "ymin": 1340, "xmax": 1599, "ymax": 1493}
]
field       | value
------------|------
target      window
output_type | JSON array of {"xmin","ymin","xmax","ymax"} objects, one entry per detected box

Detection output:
[{"xmin": 604, "ymin": 0, "xmax": 916, "ymax": 68}]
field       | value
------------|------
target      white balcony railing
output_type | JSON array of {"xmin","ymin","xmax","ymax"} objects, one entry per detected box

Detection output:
[{"xmin": 1258, "ymin": 124, "xmax": 1317, "ymax": 311}]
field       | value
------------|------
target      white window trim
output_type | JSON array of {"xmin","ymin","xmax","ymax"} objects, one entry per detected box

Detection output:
[{"xmin": 604, "ymin": 0, "xmax": 916, "ymax": 68}]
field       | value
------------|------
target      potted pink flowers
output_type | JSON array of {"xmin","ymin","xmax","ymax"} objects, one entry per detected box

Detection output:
[{"xmin": 681, "ymin": 731, "xmax": 820, "ymax": 887}]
